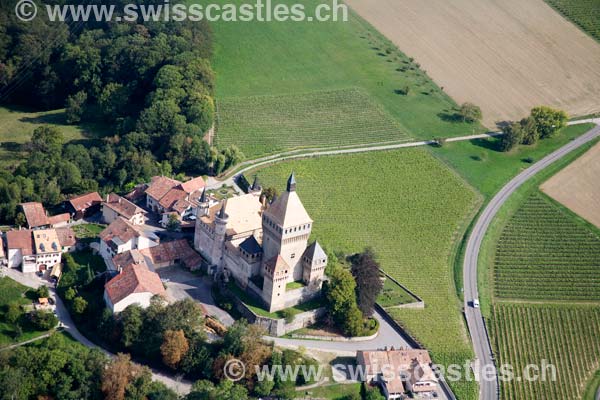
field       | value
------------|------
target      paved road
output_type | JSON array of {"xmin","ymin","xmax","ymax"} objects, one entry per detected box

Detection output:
[
  {"xmin": 1, "ymin": 268, "xmax": 193, "ymax": 395},
  {"xmin": 463, "ymin": 120, "xmax": 600, "ymax": 400}
]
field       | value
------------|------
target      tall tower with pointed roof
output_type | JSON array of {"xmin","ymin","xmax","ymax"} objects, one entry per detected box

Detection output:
[{"xmin": 261, "ymin": 173, "xmax": 313, "ymax": 282}]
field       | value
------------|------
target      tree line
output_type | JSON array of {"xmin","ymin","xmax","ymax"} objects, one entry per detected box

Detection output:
[{"xmin": 499, "ymin": 106, "xmax": 568, "ymax": 152}]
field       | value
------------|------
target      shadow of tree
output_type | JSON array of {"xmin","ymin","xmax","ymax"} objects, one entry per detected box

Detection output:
[
  {"xmin": 19, "ymin": 111, "xmax": 67, "ymax": 126},
  {"xmin": 437, "ymin": 111, "xmax": 462, "ymax": 123},
  {"xmin": 469, "ymin": 137, "xmax": 501, "ymax": 152}
]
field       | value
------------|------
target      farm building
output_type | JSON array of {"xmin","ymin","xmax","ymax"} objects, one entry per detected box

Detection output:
[
  {"xmin": 99, "ymin": 217, "xmax": 159, "ymax": 270},
  {"xmin": 144, "ymin": 175, "xmax": 207, "ymax": 227},
  {"xmin": 19, "ymin": 202, "xmax": 70, "ymax": 229}
]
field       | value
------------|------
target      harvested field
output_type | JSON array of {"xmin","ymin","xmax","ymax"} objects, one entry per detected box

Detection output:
[
  {"xmin": 345, "ymin": 0, "xmax": 600, "ymax": 127},
  {"xmin": 541, "ymin": 141, "xmax": 600, "ymax": 229}
]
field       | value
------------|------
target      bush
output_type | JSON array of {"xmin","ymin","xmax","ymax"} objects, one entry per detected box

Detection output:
[
  {"xmin": 30, "ymin": 310, "xmax": 58, "ymax": 330},
  {"xmin": 36, "ymin": 285, "xmax": 49, "ymax": 298}
]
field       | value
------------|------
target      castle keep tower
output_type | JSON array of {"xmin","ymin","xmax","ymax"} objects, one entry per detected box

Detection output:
[{"xmin": 261, "ymin": 173, "xmax": 313, "ymax": 282}]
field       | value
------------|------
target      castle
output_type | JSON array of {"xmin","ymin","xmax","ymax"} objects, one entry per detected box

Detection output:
[{"xmin": 194, "ymin": 173, "xmax": 327, "ymax": 312}]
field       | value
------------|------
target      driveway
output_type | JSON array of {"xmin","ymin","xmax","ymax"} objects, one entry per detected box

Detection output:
[{"xmin": 159, "ymin": 266, "xmax": 235, "ymax": 327}]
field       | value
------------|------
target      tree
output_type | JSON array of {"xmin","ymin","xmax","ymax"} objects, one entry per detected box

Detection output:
[
  {"xmin": 166, "ymin": 213, "xmax": 181, "ymax": 232},
  {"xmin": 120, "ymin": 304, "xmax": 144, "ymax": 348},
  {"xmin": 30, "ymin": 126, "xmax": 64, "ymax": 158},
  {"xmin": 324, "ymin": 265, "xmax": 364, "ymax": 336},
  {"xmin": 102, "ymin": 353, "xmax": 138, "ymax": 400},
  {"xmin": 14, "ymin": 212, "xmax": 26, "ymax": 227},
  {"xmin": 64, "ymin": 287, "xmax": 77, "ymax": 301},
  {"xmin": 261, "ymin": 187, "xmax": 278, "ymax": 203},
  {"xmin": 65, "ymin": 90, "xmax": 87, "ymax": 124},
  {"xmin": 36, "ymin": 285, "xmax": 49, "ymax": 298},
  {"xmin": 458, "ymin": 102, "xmax": 482, "ymax": 123},
  {"xmin": 520, "ymin": 117, "xmax": 540, "ymax": 145},
  {"xmin": 161, "ymin": 329, "xmax": 190, "ymax": 369},
  {"xmin": 350, "ymin": 248, "xmax": 383, "ymax": 317},
  {"xmin": 530, "ymin": 106, "xmax": 568, "ymax": 139},
  {"xmin": 72, "ymin": 296, "xmax": 88, "ymax": 314},
  {"xmin": 499, "ymin": 122, "xmax": 524, "ymax": 152},
  {"xmin": 30, "ymin": 310, "xmax": 58, "ymax": 330},
  {"xmin": 5, "ymin": 302, "xmax": 21, "ymax": 324}
]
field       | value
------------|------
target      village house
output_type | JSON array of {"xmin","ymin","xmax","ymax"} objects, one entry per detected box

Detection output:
[
  {"xmin": 19, "ymin": 202, "xmax": 70, "ymax": 229},
  {"xmin": 356, "ymin": 348, "xmax": 439, "ymax": 399},
  {"xmin": 66, "ymin": 192, "xmax": 103, "ymax": 220},
  {"xmin": 103, "ymin": 259, "xmax": 166, "ymax": 313},
  {"xmin": 102, "ymin": 193, "xmax": 146, "ymax": 225},
  {"xmin": 6, "ymin": 228, "xmax": 71, "ymax": 273},
  {"xmin": 99, "ymin": 217, "xmax": 159, "ymax": 270},
  {"xmin": 144, "ymin": 176, "xmax": 206, "ymax": 227},
  {"xmin": 194, "ymin": 173, "xmax": 327, "ymax": 313},
  {"xmin": 55, "ymin": 227, "xmax": 77, "ymax": 253}
]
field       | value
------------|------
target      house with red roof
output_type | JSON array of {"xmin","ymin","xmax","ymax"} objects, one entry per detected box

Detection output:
[
  {"xmin": 99, "ymin": 217, "xmax": 159, "ymax": 269},
  {"xmin": 66, "ymin": 192, "xmax": 103, "ymax": 220},
  {"xmin": 6, "ymin": 228, "xmax": 75, "ymax": 273},
  {"xmin": 144, "ymin": 176, "xmax": 206, "ymax": 227},
  {"xmin": 102, "ymin": 193, "xmax": 146, "ymax": 225},
  {"xmin": 103, "ymin": 260, "xmax": 166, "ymax": 313}
]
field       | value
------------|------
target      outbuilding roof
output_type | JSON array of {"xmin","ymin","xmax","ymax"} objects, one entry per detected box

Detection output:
[
  {"xmin": 104, "ymin": 262, "xmax": 166, "ymax": 305},
  {"xmin": 20, "ymin": 202, "xmax": 49, "ymax": 228}
]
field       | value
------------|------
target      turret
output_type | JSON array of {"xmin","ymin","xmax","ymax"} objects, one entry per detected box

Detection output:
[{"xmin": 197, "ymin": 188, "xmax": 209, "ymax": 217}]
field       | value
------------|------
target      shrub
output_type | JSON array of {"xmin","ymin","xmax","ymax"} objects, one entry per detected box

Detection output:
[{"xmin": 30, "ymin": 310, "xmax": 58, "ymax": 330}]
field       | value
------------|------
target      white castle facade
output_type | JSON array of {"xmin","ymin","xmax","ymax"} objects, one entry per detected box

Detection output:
[{"xmin": 194, "ymin": 174, "xmax": 327, "ymax": 312}]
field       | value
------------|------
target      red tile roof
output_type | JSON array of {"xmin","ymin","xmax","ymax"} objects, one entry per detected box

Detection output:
[
  {"xmin": 158, "ymin": 188, "xmax": 187, "ymax": 210},
  {"xmin": 20, "ymin": 202, "xmax": 48, "ymax": 228},
  {"xmin": 48, "ymin": 213, "xmax": 70, "ymax": 225},
  {"xmin": 140, "ymin": 239, "xmax": 203, "ymax": 269},
  {"xmin": 104, "ymin": 262, "xmax": 166, "ymax": 305},
  {"xmin": 55, "ymin": 227, "xmax": 77, "ymax": 247},
  {"xmin": 124, "ymin": 183, "xmax": 148, "ymax": 202},
  {"xmin": 180, "ymin": 176, "xmax": 206, "ymax": 193},
  {"xmin": 146, "ymin": 176, "xmax": 181, "ymax": 202},
  {"xmin": 104, "ymin": 193, "xmax": 146, "ymax": 219},
  {"xmin": 6, "ymin": 230, "xmax": 35, "ymax": 256},
  {"xmin": 99, "ymin": 217, "xmax": 142, "ymax": 244},
  {"xmin": 68, "ymin": 192, "xmax": 102, "ymax": 212}
]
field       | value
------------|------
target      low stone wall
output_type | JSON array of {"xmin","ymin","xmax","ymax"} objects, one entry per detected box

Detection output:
[
  {"xmin": 290, "ymin": 330, "xmax": 378, "ymax": 342},
  {"xmin": 385, "ymin": 300, "xmax": 425, "ymax": 310},
  {"xmin": 223, "ymin": 284, "xmax": 326, "ymax": 336}
]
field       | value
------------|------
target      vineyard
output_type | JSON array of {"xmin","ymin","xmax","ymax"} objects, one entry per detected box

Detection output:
[
  {"xmin": 492, "ymin": 303, "xmax": 600, "ymax": 400},
  {"xmin": 545, "ymin": 0, "xmax": 600, "ymax": 42},
  {"xmin": 493, "ymin": 193, "xmax": 600, "ymax": 301},
  {"xmin": 250, "ymin": 148, "xmax": 479, "ymax": 399},
  {"xmin": 215, "ymin": 89, "xmax": 411, "ymax": 158}
]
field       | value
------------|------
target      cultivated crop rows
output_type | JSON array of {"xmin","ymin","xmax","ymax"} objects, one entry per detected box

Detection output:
[
  {"xmin": 215, "ymin": 88, "xmax": 411, "ymax": 157},
  {"xmin": 251, "ymin": 149, "xmax": 479, "ymax": 400},
  {"xmin": 545, "ymin": 0, "xmax": 600, "ymax": 42},
  {"xmin": 494, "ymin": 194, "xmax": 600, "ymax": 301},
  {"xmin": 493, "ymin": 303, "xmax": 600, "ymax": 400}
]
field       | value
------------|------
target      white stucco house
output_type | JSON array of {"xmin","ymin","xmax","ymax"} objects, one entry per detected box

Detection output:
[{"xmin": 98, "ymin": 217, "xmax": 159, "ymax": 270}]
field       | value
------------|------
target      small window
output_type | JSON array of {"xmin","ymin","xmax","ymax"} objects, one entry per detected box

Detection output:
[{"xmin": 291, "ymin": 253, "xmax": 295, "ymax": 259}]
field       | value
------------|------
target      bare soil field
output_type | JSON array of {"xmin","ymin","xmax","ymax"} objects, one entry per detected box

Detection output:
[
  {"xmin": 541, "ymin": 141, "xmax": 600, "ymax": 228},
  {"xmin": 345, "ymin": 0, "xmax": 600, "ymax": 127}
]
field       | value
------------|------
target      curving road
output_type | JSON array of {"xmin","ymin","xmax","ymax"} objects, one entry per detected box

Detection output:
[{"xmin": 463, "ymin": 120, "xmax": 600, "ymax": 400}]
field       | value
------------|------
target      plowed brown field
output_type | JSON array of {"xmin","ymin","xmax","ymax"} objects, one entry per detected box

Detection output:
[{"xmin": 345, "ymin": 0, "xmax": 600, "ymax": 127}]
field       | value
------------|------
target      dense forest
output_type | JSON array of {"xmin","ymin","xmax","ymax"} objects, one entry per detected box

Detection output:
[{"xmin": 0, "ymin": 0, "xmax": 242, "ymax": 223}]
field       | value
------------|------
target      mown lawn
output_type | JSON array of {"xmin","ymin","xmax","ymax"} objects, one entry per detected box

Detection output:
[
  {"xmin": 304, "ymin": 383, "xmax": 362, "ymax": 399},
  {"xmin": 431, "ymin": 123, "xmax": 595, "ymax": 199},
  {"xmin": 0, "ymin": 106, "xmax": 108, "ymax": 168},
  {"xmin": 210, "ymin": 0, "xmax": 484, "ymax": 157},
  {"xmin": 0, "ymin": 277, "xmax": 48, "ymax": 347},
  {"xmin": 251, "ymin": 148, "xmax": 479, "ymax": 399}
]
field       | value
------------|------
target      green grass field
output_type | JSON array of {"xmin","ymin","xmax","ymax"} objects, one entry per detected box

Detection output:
[
  {"xmin": 431, "ymin": 124, "xmax": 595, "ymax": 199},
  {"xmin": 305, "ymin": 383, "xmax": 362, "ymax": 399},
  {"xmin": 211, "ymin": 0, "xmax": 484, "ymax": 157},
  {"xmin": 0, "ymin": 106, "xmax": 107, "ymax": 168},
  {"xmin": 545, "ymin": 0, "xmax": 600, "ymax": 42},
  {"xmin": 215, "ymin": 88, "xmax": 411, "ymax": 157},
  {"xmin": 377, "ymin": 277, "xmax": 419, "ymax": 307},
  {"xmin": 583, "ymin": 370, "xmax": 600, "ymax": 400},
  {"xmin": 251, "ymin": 148, "xmax": 479, "ymax": 399},
  {"xmin": 0, "ymin": 277, "xmax": 48, "ymax": 347},
  {"xmin": 492, "ymin": 303, "xmax": 600, "ymax": 400},
  {"xmin": 493, "ymin": 193, "xmax": 600, "ymax": 301}
]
